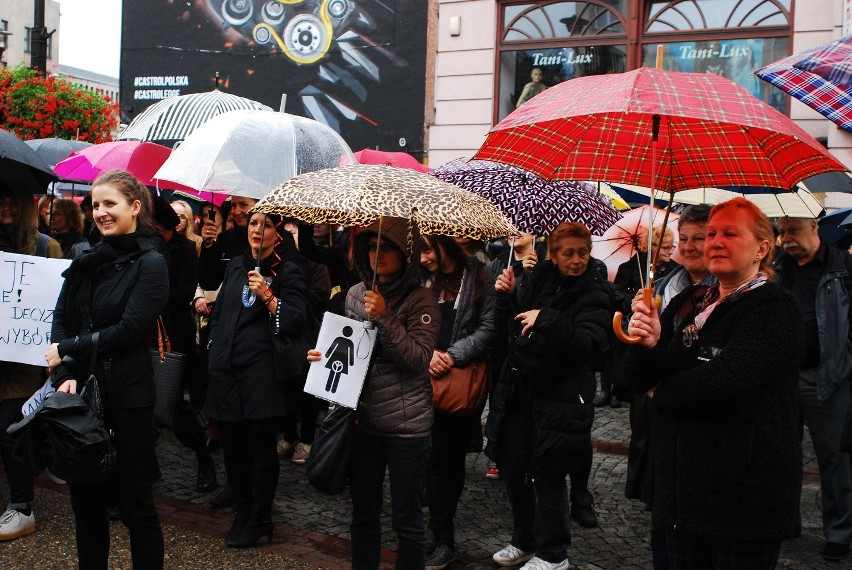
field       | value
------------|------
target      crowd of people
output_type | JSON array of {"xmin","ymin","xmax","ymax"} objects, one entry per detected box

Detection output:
[{"xmin": 0, "ymin": 169, "xmax": 849, "ymax": 570}]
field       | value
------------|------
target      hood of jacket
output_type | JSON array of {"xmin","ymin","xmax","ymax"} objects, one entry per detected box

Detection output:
[{"xmin": 353, "ymin": 217, "xmax": 421, "ymax": 301}]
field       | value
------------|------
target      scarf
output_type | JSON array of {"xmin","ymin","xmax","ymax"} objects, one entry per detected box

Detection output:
[{"xmin": 677, "ymin": 272, "xmax": 768, "ymax": 348}]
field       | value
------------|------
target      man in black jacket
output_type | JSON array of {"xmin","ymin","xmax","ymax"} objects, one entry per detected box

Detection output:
[
  {"xmin": 198, "ymin": 196, "xmax": 257, "ymax": 290},
  {"xmin": 776, "ymin": 217, "xmax": 852, "ymax": 561}
]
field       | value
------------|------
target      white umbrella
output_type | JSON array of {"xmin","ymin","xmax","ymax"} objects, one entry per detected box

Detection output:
[
  {"xmin": 118, "ymin": 90, "xmax": 273, "ymax": 143},
  {"xmin": 611, "ymin": 183, "xmax": 825, "ymax": 219},
  {"xmin": 154, "ymin": 110, "xmax": 356, "ymax": 199}
]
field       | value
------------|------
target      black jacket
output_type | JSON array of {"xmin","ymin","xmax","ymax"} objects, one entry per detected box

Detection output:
[
  {"xmin": 614, "ymin": 252, "xmax": 680, "ymax": 299},
  {"xmin": 198, "ymin": 226, "xmax": 247, "ymax": 291},
  {"xmin": 163, "ymin": 233, "xmax": 198, "ymax": 356},
  {"xmin": 622, "ymin": 283, "xmax": 802, "ymax": 541},
  {"xmin": 204, "ymin": 251, "xmax": 308, "ymax": 422},
  {"xmin": 51, "ymin": 237, "xmax": 169, "ymax": 408},
  {"xmin": 486, "ymin": 260, "xmax": 610, "ymax": 475}
]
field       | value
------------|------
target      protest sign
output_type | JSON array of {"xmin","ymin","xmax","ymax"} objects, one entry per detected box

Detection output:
[
  {"xmin": 304, "ymin": 312, "xmax": 377, "ymax": 409},
  {"xmin": 0, "ymin": 252, "xmax": 70, "ymax": 366}
]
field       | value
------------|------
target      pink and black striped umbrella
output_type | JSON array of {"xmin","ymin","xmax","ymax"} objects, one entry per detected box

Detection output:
[
  {"xmin": 756, "ymin": 33, "xmax": 852, "ymax": 133},
  {"xmin": 430, "ymin": 158, "xmax": 621, "ymax": 236}
]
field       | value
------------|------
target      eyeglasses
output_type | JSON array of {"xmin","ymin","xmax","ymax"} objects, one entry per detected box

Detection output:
[{"xmin": 653, "ymin": 244, "xmax": 676, "ymax": 252}]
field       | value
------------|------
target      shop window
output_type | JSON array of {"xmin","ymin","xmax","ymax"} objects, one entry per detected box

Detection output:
[
  {"xmin": 647, "ymin": 0, "xmax": 791, "ymax": 32},
  {"xmin": 503, "ymin": 1, "xmax": 627, "ymax": 41},
  {"xmin": 499, "ymin": 2, "xmax": 628, "ymax": 119}
]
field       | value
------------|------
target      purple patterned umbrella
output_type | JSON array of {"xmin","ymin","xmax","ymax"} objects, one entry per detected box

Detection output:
[
  {"xmin": 756, "ymin": 33, "xmax": 852, "ymax": 132},
  {"xmin": 430, "ymin": 158, "xmax": 622, "ymax": 236}
]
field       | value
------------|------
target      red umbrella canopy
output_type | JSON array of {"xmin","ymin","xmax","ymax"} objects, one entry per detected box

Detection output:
[
  {"xmin": 475, "ymin": 67, "xmax": 847, "ymax": 192},
  {"xmin": 54, "ymin": 141, "xmax": 194, "ymax": 191},
  {"xmin": 353, "ymin": 149, "xmax": 430, "ymax": 173}
]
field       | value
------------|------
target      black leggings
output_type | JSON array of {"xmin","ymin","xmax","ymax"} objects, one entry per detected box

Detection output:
[
  {"xmin": 68, "ymin": 406, "xmax": 163, "ymax": 570},
  {"xmin": 218, "ymin": 420, "xmax": 280, "ymax": 520}
]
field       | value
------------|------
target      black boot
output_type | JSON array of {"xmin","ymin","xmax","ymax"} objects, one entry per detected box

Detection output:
[
  {"xmin": 225, "ymin": 499, "xmax": 251, "ymax": 543},
  {"xmin": 196, "ymin": 449, "xmax": 218, "ymax": 493},
  {"xmin": 225, "ymin": 519, "xmax": 273, "ymax": 547},
  {"xmin": 570, "ymin": 493, "xmax": 599, "ymax": 528},
  {"xmin": 225, "ymin": 458, "xmax": 278, "ymax": 547}
]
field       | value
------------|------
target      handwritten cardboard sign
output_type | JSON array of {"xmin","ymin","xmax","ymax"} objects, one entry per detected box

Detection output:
[
  {"xmin": 304, "ymin": 312, "xmax": 377, "ymax": 409},
  {"xmin": 0, "ymin": 252, "xmax": 70, "ymax": 366}
]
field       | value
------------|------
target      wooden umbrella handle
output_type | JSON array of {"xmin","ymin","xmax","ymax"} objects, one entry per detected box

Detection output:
[{"xmin": 612, "ymin": 288, "xmax": 652, "ymax": 345}]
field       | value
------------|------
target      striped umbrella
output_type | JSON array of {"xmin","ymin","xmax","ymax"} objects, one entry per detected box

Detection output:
[{"xmin": 118, "ymin": 90, "xmax": 273, "ymax": 143}]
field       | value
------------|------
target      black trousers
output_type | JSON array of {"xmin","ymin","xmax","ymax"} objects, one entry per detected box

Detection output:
[
  {"xmin": 218, "ymin": 420, "xmax": 280, "ymax": 521},
  {"xmin": 497, "ymin": 403, "xmax": 570, "ymax": 563},
  {"xmin": 426, "ymin": 411, "xmax": 481, "ymax": 548},
  {"xmin": 0, "ymin": 397, "xmax": 32, "ymax": 506},
  {"xmin": 68, "ymin": 406, "xmax": 163, "ymax": 570}
]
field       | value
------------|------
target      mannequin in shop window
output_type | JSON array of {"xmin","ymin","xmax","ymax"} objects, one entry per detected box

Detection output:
[{"xmin": 516, "ymin": 67, "xmax": 547, "ymax": 108}]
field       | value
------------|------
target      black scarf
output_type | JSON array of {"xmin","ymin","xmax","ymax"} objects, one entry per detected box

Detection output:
[{"xmin": 61, "ymin": 230, "xmax": 149, "ymax": 334}]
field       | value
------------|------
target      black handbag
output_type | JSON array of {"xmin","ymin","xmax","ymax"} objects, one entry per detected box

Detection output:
[
  {"xmin": 305, "ymin": 405, "xmax": 356, "ymax": 494},
  {"xmin": 151, "ymin": 317, "xmax": 186, "ymax": 428},
  {"xmin": 27, "ymin": 331, "xmax": 116, "ymax": 485}
]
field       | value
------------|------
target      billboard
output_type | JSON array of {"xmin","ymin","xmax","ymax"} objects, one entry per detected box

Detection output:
[{"xmin": 120, "ymin": 0, "xmax": 428, "ymax": 155}]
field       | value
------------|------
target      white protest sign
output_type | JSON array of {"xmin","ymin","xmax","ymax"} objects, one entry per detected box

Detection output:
[
  {"xmin": 0, "ymin": 251, "xmax": 70, "ymax": 366},
  {"xmin": 304, "ymin": 312, "xmax": 377, "ymax": 409}
]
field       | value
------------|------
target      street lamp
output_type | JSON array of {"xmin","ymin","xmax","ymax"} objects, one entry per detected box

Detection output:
[{"xmin": 0, "ymin": 30, "xmax": 11, "ymax": 68}]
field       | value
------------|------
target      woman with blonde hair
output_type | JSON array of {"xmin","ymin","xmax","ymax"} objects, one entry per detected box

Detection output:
[
  {"xmin": 624, "ymin": 198, "xmax": 801, "ymax": 567},
  {"xmin": 49, "ymin": 199, "xmax": 88, "ymax": 259},
  {"xmin": 170, "ymin": 199, "xmax": 202, "ymax": 254}
]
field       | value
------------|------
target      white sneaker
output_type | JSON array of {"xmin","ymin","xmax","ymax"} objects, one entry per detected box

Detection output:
[
  {"xmin": 520, "ymin": 557, "xmax": 570, "ymax": 570},
  {"xmin": 0, "ymin": 508, "xmax": 35, "ymax": 541},
  {"xmin": 493, "ymin": 544, "xmax": 534, "ymax": 567}
]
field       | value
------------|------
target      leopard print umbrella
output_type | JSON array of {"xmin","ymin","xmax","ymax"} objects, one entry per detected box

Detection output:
[{"xmin": 251, "ymin": 164, "xmax": 519, "ymax": 240}]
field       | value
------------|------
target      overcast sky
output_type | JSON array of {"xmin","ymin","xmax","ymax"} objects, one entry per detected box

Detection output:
[{"xmin": 57, "ymin": 0, "xmax": 121, "ymax": 77}]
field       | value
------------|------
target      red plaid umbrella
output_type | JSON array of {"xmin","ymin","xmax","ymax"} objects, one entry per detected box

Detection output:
[
  {"xmin": 474, "ymin": 67, "xmax": 846, "ymax": 192},
  {"xmin": 756, "ymin": 34, "xmax": 852, "ymax": 133}
]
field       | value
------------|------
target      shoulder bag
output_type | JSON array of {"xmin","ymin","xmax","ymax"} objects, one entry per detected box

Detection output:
[
  {"xmin": 431, "ymin": 357, "xmax": 491, "ymax": 416},
  {"xmin": 305, "ymin": 404, "xmax": 356, "ymax": 494},
  {"xmin": 151, "ymin": 316, "xmax": 186, "ymax": 428}
]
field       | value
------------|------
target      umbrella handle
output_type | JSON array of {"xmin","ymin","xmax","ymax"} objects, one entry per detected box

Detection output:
[{"xmin": 612, "ymin": 288, "xmax": 652, "ymax": 345}]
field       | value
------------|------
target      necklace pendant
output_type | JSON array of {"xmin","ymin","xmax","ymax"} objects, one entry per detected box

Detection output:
[{"xmin": 242, "ymin": 285, "xmax": 256, "ymax": 307}]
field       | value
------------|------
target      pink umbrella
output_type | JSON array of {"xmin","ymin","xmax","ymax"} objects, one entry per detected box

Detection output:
[
  {"xmin": 592, "ymin": 205, "xmax": 680, "ymax": 282},
  {"xmin": 353, "ymin": 148, "xmax": 430, "ymax": 173},
  {"xmin": 54, "ymin": 141, "xmax": 194, "ymax": 191}
]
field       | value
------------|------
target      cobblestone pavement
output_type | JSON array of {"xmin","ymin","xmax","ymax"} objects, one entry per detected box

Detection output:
[{"xmin": 0, "ymin": 403, "xmax": 845, "ymax": 569}]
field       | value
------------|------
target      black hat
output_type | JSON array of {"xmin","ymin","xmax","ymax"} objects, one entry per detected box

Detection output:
[{"xmin": 152, "ymin": 196, "xmax": 180, "ymax": 230}]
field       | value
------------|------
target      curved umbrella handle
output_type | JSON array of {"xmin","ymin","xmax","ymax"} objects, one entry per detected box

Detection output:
[{"xmin": 612, "ymin": 288, "xmax": 652, "ymax": 345}]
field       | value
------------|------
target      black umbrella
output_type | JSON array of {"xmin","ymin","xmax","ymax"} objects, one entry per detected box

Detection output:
[
  {"xmin": 0, "ymin": 128, "xmax": 57, "ymax": 191},
  {"xmin": 24, "ymin": 137, "xmax": 93, "ymax": 169}
]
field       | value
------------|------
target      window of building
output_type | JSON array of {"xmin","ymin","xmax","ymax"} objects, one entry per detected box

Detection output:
[
  {"xmin": 498, "ymin": 1, "xmax": 629, "ymax": 120},
  {"xmin": 24, "ymin": 27, "xmax": 53, "ymax": 58},
  {"xmin": 496, "ymin": 0, "xmax": 793, "ymax": 120}
]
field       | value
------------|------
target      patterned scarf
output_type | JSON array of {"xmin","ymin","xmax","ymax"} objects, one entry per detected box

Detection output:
[{"xmin": 677, "ymin": 272, "xmax": 768, "ymax": 348}]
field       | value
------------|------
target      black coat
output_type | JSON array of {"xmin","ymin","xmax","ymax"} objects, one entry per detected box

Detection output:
[
  {"xmin": 614, "ymin": 252, "xmax": 680, "ymax": 299},
  {"xmin": 204, "ymin": 251, "xmax": 308, "ymax": 422},
  {"xmin": 163, "ymin": 233, "xmax": 198, "ymax": 356},
  {"xmin": 52, "ymin": 237, "xmax": 170, "ymax": 409},
  {"xmin": 198, "ymin": 226, "xmax": 247, "ymax": 291},
  {"xmin": 486, "ymin": 260, "xmax": 610, "ymax": 475},
  {"xmin": 622, "ymin": 283, "xmax": 802, "ymax": 541}
]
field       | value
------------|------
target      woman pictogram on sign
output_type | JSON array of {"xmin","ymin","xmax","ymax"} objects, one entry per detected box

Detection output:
[{"xmin": 325, "ymin": 325, "xmax": 355, "ymax": 393}]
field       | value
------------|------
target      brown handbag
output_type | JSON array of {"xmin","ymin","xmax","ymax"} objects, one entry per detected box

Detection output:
[{"xmin": 430, "ymin": 357, "xmax": 492, "ymax": 416}]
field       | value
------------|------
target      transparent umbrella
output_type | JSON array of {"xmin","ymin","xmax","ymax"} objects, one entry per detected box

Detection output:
[{"xmin": 154, "ymin": 110, "xmax": 356, "ymax": 199}]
